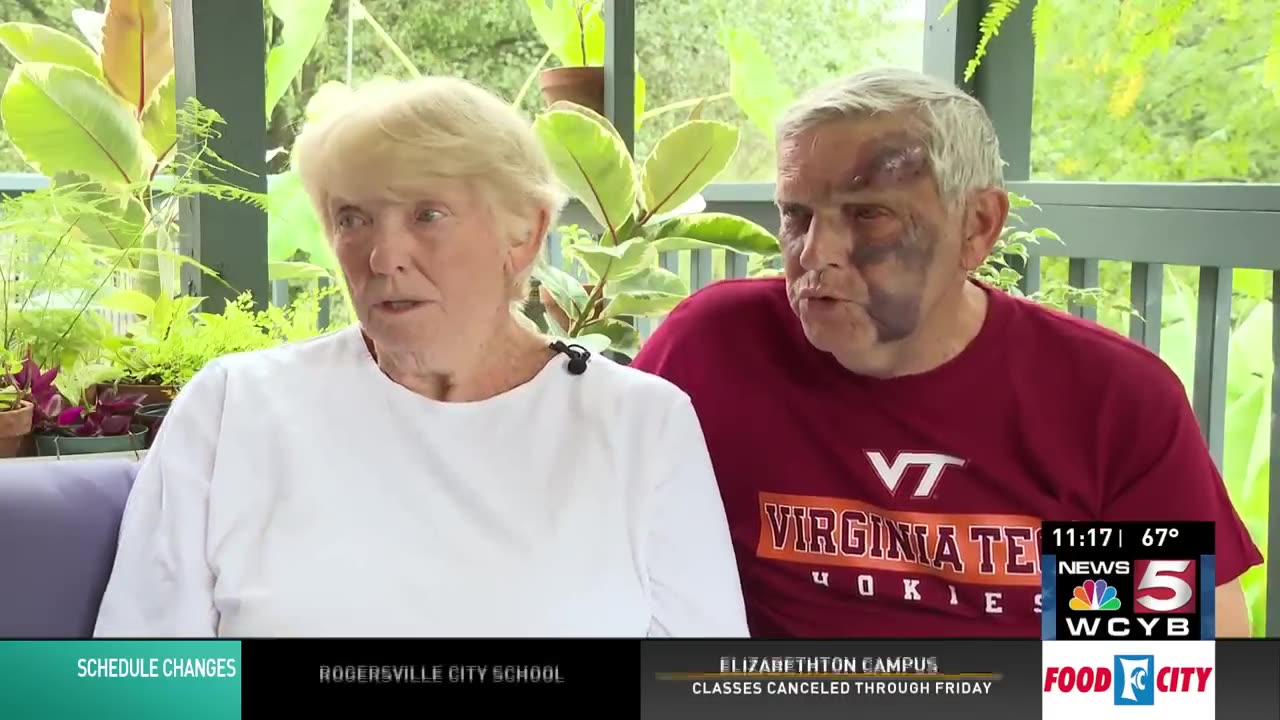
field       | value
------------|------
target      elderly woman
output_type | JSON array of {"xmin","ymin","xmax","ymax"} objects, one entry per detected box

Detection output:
[{"xmin": 92, "ymin": 77, "xmax": 748, "ymax": 637}]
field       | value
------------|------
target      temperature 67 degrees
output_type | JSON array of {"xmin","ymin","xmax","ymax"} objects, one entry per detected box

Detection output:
[{"xmin": 1143, "ymin": 528, "xmax": 1180, "ymax": 547}]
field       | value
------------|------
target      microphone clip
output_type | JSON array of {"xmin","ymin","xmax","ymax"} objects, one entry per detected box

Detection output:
[{"xmin": 550, "ymin": 340, "xmax": 591, "ymax": 375}]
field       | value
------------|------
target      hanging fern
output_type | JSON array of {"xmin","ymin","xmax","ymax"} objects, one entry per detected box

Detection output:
[
  {"xmin": 952, "ymin": 0, "xmax": 1199, "ymax": 81},
  {"xmin": 965, "ymin": 0, "xmax": 1020, "ymax": 81}
]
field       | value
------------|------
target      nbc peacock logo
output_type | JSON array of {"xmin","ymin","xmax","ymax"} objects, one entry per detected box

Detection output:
[{"xmin": 1068, "ymin": 579, "xmax": 1122, "ymax": 611}]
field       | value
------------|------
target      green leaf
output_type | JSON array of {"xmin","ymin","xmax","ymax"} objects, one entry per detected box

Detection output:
[
  {"xmin": 650, "ymin": 213, "xmax": 780, "ymax": 256},
  {"xmin": 717, "ymin": 26, "xmax": 794, "ymax": 138},
  {"xmin": 571, "ymin": 332, "xmax": 613, "ymax": 353},
  {"xmin": 641, "ymin": 120, "xmax": 739, "ymax": 219},
  {"xmin": 634, "ymin": 65, "xmax": 647, "ymax": 128},
  {"xmin": 565, "ymin": 238, "xmax": 655, "ymax": 282},
  {"xmin": 0, "ymin": 23, "xmax": 102, "ymax": 79},
  {"xmin": 605, "ymin": 267, "xmax": 688, "ymax": 298},
  {"xmin": 265, "ymin": 0, "xmax": 334, "ymax": 121},
  {"xmin": 1, "ymin": 63, "xmax": 155, "ymax": 185},
  {"xmin": 526, "ymin": 0, "xmax": 602, "ymax": 67},
  {"xmin": 533, "ymin": 109, "xmax": 637, "ymax": 235},
  {"xmin": 1234, "ymin": 269, "xmax": 1269, "ymax": 301},
  {"xmin": 96, "ymin": 288, "xmax": 155, "ymax": 316},
  {"xmin": 580, "ymin": 1, "xmax": 606, "ymax": 65},
  {"xmin": 267, "ymin": 171, "xmax": 335, "ymax": 267},
  {"xmin": 69, "ymin": 184, "xmax": 149, "ymax": 252},
  {"xmin": 140, "ymin": 71, "xmax": 176, "ymax": 167},
  {"xmin": 601, "ymin": 291, "xmax": 684, "ymax": 319},
  {"xmin": 533, "ymin": 263, "xmax": 590, "ymax": 318},
  {"xmin": 582, "ymin": 318, "xmax": 641, "ymax": 357},
  {"xmin": 1033, "ymin": 227, "xmax": 1063, "ymax": 243},
  {"xmin": 270, "ymin": 260, "xmax": 332, "ymax": 281},
  {"xmin": 546, "ymin": 99, "xmax": 623, "ymax": 142}
]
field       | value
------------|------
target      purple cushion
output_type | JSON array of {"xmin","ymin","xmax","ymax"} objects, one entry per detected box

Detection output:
[{"xmin": 0, "ymin": 459, "xmax": 138, "ymax": 637}]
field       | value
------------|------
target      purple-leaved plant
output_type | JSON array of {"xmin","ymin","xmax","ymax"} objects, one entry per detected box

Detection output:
[
  {"xmin": 6, "ymin": 350, "xmax": 64, "ymax": 431},
  {"xmin": 54, "ymin": 387, "xmax": 147, "ymax": 437}
]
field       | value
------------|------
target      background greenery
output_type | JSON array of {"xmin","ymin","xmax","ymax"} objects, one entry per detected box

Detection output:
[{"xmin": 0, "ymin": 0, "xmax": 1274, "ymax": 635}]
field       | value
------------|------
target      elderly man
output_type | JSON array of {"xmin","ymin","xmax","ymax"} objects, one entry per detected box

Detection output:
[{"xmin": 630, "ymin": 67, "xmax": 1262, "ymax": 638}]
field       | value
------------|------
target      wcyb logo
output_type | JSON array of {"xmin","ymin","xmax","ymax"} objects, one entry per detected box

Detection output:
[{"xmin": 1059, "ymin": 559, "xmax": 1197, "ymax": 639}]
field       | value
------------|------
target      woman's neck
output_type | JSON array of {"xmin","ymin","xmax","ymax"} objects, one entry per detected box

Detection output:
[{"xmin": 369, "ymin": 316, "xmax": 554, "ymax": 402}]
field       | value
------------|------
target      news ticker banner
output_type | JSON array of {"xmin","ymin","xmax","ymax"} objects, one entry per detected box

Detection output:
[{"xmin": 0, "ymin": 639, "xmax": 1277, "ymax": 718}]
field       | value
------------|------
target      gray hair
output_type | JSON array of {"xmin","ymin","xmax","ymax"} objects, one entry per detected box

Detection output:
[{"xmin": 777, "ymin": 66, "xmax": 1004, "ymax": 207}]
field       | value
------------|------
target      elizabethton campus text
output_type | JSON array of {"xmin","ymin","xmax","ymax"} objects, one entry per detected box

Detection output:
[{"xmin": 696, "ymin": 655, "xmax": 992, "ymax": 696}]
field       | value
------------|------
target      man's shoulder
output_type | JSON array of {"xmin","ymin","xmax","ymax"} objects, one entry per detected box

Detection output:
[
  {"xmin": 999, "ymin": 289, "xmax": 1182, "ymax": 397},
  {"xmin": 631, "ymin": 276, "xmax": 794, "ymax": 378},
  {"xmin": 652, "ymin": 275, "xmax": 792, "ymax": 343},
  {"xmin": 674, "ymin": 275, "xmax": 789, "ymax": 318}
]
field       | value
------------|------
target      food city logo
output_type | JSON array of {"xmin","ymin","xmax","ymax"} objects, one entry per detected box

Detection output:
[
  {"xmin": 1043, "ymin": 654, "xmax": 1212, "ymax": 706},
  {"xmin": 654, "ymin": 656, "xmax": 998, "ymax": 698}
]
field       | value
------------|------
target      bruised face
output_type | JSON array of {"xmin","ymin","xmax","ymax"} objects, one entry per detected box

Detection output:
[
  {"xmin": 776, "ymin": 116, "xmax": 965, "ymax": 360},
  {"xmin": 327, "ymin": 178, "xmax": 539, "ymax": 358}
]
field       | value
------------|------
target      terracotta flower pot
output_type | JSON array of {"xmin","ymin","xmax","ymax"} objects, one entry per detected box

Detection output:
[
  {"xmin": 538, "ymin": 66, "xmax": 605, "ymax": 114},
  {"xmin": 0, "ymin": 400, "xmax": 33, "ymax": 458}
]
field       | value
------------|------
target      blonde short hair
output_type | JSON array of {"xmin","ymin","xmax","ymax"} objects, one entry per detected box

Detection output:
[{"xmin": 292, "ymin": 76, "xmax": 567, "ymax": 305}]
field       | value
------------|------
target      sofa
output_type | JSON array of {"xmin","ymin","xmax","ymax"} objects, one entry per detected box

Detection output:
[{"xmin": 0, "ymin": 457, "xmax": 139, "ymax": 638}]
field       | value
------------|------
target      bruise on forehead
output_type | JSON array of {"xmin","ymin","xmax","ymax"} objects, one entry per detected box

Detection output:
[{"xmin": 840, "ymin": 132, "xmax": 931, "ymax": 194}]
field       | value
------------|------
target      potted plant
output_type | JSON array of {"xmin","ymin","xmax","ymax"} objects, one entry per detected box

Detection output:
[
  {"xmin": 525, "ymin": 0, "xmax": 607, "ymax": 113},
  {"xmin": 33, "ymin": 385, "xmax": 148, "ymax": 457},
  {"xmin": 95, "ymin": 286, "xmax": 338, "ymax": 447},
  {"xmin": 528, "ymin": 104, "xmax": 781, "ymax": 359},
  {"xmin": 0, "ymin": 352, "xmax": 34, "ymax": 458},
  {"xmin": 93, "ymin": 289, "xmax": 206, "ymax": 409},
  {"xmin": 4, "ymin": 351, "xmax": 71, "ymax": 456}
]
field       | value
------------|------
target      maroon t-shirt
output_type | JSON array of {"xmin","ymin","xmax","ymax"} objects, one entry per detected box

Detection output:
[{"xmin": 630, "ymin": 277, "xmax": 1263, "ymax": 637}]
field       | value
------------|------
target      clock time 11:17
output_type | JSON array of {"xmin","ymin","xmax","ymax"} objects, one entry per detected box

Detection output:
[{"xmin": 1051, "ymin": 526, "xmax": 1119, "ymax": 548}]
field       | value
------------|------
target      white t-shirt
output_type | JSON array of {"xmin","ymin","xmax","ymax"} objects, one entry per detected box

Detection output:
[{"xmin": 93, "ymin": 325, "xmax": 749, "ymax": 638}]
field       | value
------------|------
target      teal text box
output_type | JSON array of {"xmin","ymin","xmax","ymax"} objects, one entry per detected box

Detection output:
[{"xmin": 0, "ymin": 640, "xmax": 241, "ymax": 720}]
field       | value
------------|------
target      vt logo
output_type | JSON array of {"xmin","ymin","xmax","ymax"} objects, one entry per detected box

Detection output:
[{"xmin": 865, "ymin": 451, "xmax": 966, "ymax": 499}]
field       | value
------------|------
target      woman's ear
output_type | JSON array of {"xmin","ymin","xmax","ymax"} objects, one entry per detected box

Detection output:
[{"xmin": 508, "ymin": 206, "xmax": 549, "ymax": 277}]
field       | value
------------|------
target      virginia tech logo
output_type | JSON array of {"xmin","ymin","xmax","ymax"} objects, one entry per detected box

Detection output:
[{"xmin": 865, "ymin": 451, "xmax": 966, "ymax": 499}]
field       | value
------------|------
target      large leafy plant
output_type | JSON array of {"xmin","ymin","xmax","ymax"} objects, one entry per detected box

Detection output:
[
  {"xmin": 530, "ymin": 104, "xmax": 780, "ymax": 358},
  {"xmin": 0, "ymin": 1, "xmax": 261, "ymax": 297},
  {"xmin": 0, "ymin": 1, "xmax": 176, "ymax": 292}
]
